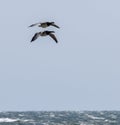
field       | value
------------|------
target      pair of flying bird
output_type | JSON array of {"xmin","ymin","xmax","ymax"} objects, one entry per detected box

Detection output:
[{"xmin": 29, "ymin": 22, "xmax": 60, "ymax": 43}]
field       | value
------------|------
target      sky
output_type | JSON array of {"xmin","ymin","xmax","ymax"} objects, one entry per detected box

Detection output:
[{"xmin": 0, "ymin": 0, "xmax": 120, "ymax": 111}]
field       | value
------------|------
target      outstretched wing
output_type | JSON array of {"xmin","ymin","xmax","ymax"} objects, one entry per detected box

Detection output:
[
  {"xmin": 28, "ymin": 22, "xmax": 40, "ymax": 27},
  {"xmin": 49, "ymin": 33, "xmax": 58, "ymax": 43},
  {"xmin": 31, "ymin": 33, "xmax": 40, "ymax": 42},
  {"xmin": 51, "ymin": 24, "xmax": 60, "ymax": 28}
]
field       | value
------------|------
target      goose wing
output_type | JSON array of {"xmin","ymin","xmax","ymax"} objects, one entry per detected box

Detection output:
[
  {"xmin": 28, "ymin": 22, "xmax": 40, "ymax": 27},
  {"xmin": 31, "ymin": 33, "xmax": 40, "ymax": 42},
  {"xmin": 51, "ymin": 24, "xmax": 60, "ymax": 28},
  {"xmin": 49, "ymin": 33, "xmax": 58, "ymax": 43}
]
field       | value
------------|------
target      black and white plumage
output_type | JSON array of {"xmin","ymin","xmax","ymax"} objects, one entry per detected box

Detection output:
[
  {"xmin": 29, "ymin": 22, "xmax": 60, "ymax": 29},
  {"xmin": 31, "ymin": 31, "xmax": 58, "ymax": 43}
]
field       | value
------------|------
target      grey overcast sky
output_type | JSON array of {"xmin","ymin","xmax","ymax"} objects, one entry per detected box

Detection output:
[{"xmin": 0, "ymin": 0, "xmax": 120, "ymax": 111}]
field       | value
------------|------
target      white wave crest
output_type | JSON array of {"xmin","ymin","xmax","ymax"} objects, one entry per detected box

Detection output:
[
  {"xmin": 0, "ymin": 118, "xmax": 19, "ymax": 122},
  {"xmin": 86, "ymin": 114, "xmax": 105, "ymax": 120},
  {"xmin": 0, "ymin": 118, "xmax": 34, "ymax": 123}
]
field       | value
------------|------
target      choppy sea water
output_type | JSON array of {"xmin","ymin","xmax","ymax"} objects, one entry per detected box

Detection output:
[{"xmin": 0, "ymin": 111, "xmax": 120, "ymax": 125}]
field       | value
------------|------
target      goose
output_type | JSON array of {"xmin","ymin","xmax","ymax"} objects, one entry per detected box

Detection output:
[
  {"xmin": 31, "ymin": 31, "xmax": 58, "ymax": 43},
  {"xmin": 29, "ymin": 22, "xmax": 60, "ymax": 28}
]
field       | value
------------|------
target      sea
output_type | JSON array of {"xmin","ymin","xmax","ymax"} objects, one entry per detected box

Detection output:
[{"xmin": 0, "ymin": 111, "xmax": 119, "ymax": 125}]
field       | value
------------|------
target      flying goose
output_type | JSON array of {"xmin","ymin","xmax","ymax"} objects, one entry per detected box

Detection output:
[
  {"xmin": 29, "ymin": 22, "xmax": 60, "ymax": 29},
  {"xmin": 31, "ymin": 31, "xmax": 58, "ymax": 43}
]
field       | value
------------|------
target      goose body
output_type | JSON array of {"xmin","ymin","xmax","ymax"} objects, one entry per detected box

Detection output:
[
  {"xmin": 29, "ymin": 22, "xmax": 60, "ymax": 29},
  {"xmin": 31, "ymin": 31, "xmax": 58, "ymax": 43}
]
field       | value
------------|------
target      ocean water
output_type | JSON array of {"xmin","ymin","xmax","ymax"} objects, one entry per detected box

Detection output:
[{"xmin": 0, "ymin": 111, "xmax": 120, "ymax": 125}]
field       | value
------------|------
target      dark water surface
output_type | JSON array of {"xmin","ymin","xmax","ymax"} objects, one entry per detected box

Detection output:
[{"xmin": 0, "ymin": 111, "xmax": 120, "ymax": 125}]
